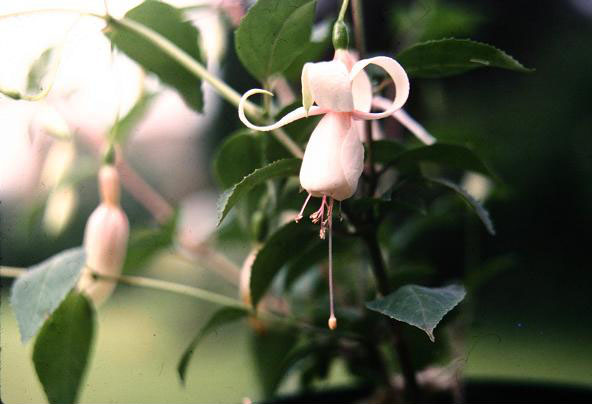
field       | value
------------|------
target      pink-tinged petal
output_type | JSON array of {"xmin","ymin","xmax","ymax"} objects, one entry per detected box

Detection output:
[
  {"xmin": 305, "ymin": 61, "xmax": 354, "ymax": 112},
  {"xmin": 299, "ymin": 113, "xmax": 362, "ymax": 201},
  {"xmin": 340, "ymin": 119, "xmax": 364, "ymax": 196},
  {"xmin": 238, "ymin": 88, "xmax": 327, "ymax": 131},
  {"xmin": 351, "ymin": 56, "xmax": 409, "ymax": 120},
  {"xmin": 372, "ymin": 96, "xmax": 436, "ymax": 145},
  {"xmin": 77, "ymin": 204, "xmax": 129, "ymax": 306}
]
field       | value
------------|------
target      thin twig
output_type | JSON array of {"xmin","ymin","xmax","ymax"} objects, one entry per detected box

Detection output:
[
  {"xmin": 173, "ymin": 244, "xmax": 240, "ymax": 286},
  {"xmin": 116, "ymin": 158, "xmax": 174, "ymax": 225},
  {"xmin": 351, "ymin": 0, "xmax": 366, "ymax": 57}
]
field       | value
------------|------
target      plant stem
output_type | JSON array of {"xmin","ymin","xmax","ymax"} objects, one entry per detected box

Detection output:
[
  {"xmin": 338, "ymin": 0, "xmax": 350, "ymax": 22},
  {"xmin": 351, "ymin": 0, "xmax": 366, "ymax": 57},
  {"xmin": 363, "ymin": 233, "xmax": 420, "ymax": 403},
  {"xmin": 116, "ymin": 157, "xmax": 174, "ymax": 224},
  {"xmin": 0, "ymin": 265, "xmax": 352, "ymax": 337},
  {"xmin": 174, "ymin": 245, "xmax": 240, "ymax": 286}
]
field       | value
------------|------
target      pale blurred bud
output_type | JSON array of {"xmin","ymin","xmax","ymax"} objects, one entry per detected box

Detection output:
[
  {"xmin": 77, "ymin": 165, "xmax": 129, "ymax": 306},
  {"xmin": 40, "ymin": 140, "xmax": 75, "ymax": 188},
  {"xmin": 42, "ymin": 186, "xmax": 78, "ymax": 236},
  {"xmin": 461, "ymin": 172, "xmax": 492, "ymax": 201}
]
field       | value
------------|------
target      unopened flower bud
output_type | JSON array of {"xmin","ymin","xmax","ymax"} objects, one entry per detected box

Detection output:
[
  {"xmin": 332, "ymin": 20, "xmax": 349, "ymax": 50},
  {"xmin": 77, "ymin": 165, "xmax": 129, "ymax": 306}
]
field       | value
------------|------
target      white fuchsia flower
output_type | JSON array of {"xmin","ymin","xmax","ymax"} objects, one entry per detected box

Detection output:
[
  {"xmin": 238, "ymin": 49, "xmax": 411, "ymax": 329},
  {"xmin": 77, "ymin": 164, "xmax": 129, "ymax": 306}
]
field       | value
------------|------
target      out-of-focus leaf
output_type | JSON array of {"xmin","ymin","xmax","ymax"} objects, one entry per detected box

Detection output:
[
  {"xmin": 426, "ymin": 177, "xmax": 495, "ymax": 235},
  {"xmin": 10, "ymin": 247, "xmax": 86, "ymax": 343},
  {"xmin": 251, "ymin": 221, "xmax": 318, "ymax": 307},
  {"xmin": 466, "ymin": 254, "xmax": 515, "ymax": 291},
  {"xmin": 235, "ymin": 0, "xmax": 316, "ymax": 82},
  {"xmin": 122, "ymin": 213, "xmax": 177, "ymax": 274},
  {"xmin": 213, "ymin": 130, "xmax": 262, "ymax": 189},
  {"xmin": 251, "ymin": 328, "xmax": 299, "ymax": 397},
  {"xmin": 376, "ymin": 142, "xmax": 495, "ymax": 178},
  {"xmin": 370, "ymin": 140, "xmax": 406, "ymax": 165},
  {"xmin": 284, "ymin": 26, "xmax": 331, "ymax": 80},
  {"xmin": 367, "ymin": 284, "xmax": 466, "ymax": 342},
  {"xmin": 397, "ymin": 38, "xmax": 533, "ymax": 78},
  {"xmin": 177, "ymin": 307, "xmax": 248, "ymax": 384},
  {"xmin": 110, "ymin": 91, "xmax": 156, "ymax": 144},
  {"xmin": 391, "ymin": 0, "xmax": 483, "ymax": 43},
  {"xmin": 217, "ymin": 158, "xmax": 301, "ymax": 225},
  {"xmin": 107, "ymin": 1, "xmax": 205, "ymax": 111},
  {"xmin": 33, "ymin": 292, "xmax": 95, "ymax": 404},
  {"xmin": 26, "ymin": 47, "xmax": 56, "ymax": 94}
]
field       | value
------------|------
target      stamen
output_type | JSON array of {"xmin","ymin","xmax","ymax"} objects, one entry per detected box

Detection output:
[
  {"xmin": 295, "ymin": 193, "xmax": 312, "ymax": 223},
  {"xmin": 327, "ymin": 197, "xmax": 337, "ymax": 330},
  {"xmin": 310, "ymin": 195, "xmax": 327, "ymax": 225}
]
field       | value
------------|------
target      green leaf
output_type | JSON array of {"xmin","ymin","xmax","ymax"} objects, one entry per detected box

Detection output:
[
  {"xmin": 26, "ymin": 47, "xmax": 56, "ymax": 94},
  {"xmin": 10, "ymin": 247, "xmax": 86, "ymax": 343},
  {"xmin": 214, "ymin": 130, "xmax": 262, "ymax": 189},
  {"xmin": 426, "ymin": 177, "xmax": 495, "ymax": 235},
  {"xmin": 235, "ymin": 0, "xmax": 316, "ymax": 81},
  {"xmin": 33, "ymin": 292, "xmax": 95, "ymax": 404},
  {"xmin": 110, "ymin": 91, "xmax": 156, "ymax": 145},
  {"xmin": 370, "ymin": 140, "xmax": 406, "ymax": 165},
  {"xmin": 283, "ymin": 28, "xmax": 331, "ymax": 80},
  {"xmin": 107, "ymin": 1, "xmax": 205, "ymax": 111},
  {"xmin": 177, "ymin": 307, "xmax": 248, "ymax": 384},
  {"xmin": 377, "ymin": 142, "xmax": 496, "ymax": 178},
  {"xmin": 251, "ymin": 221, "xmax": 318, "ymax": 307},
  {"xmin": 397, "ymin": 38, "xmax": 534, "ymax": 78},
  {"xmin": 217, "ymin": 158, "xmax": 301, "ymax": 225},
  {"xmin": 367, "ymin": 284, "xmax": 466, "ymax": 342}
]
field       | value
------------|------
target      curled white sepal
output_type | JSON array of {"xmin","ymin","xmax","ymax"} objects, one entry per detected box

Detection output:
[
  {"xmin": 238, "ymin": 89, "xmax": 327, "ymax": 132},
  {"xmin": 350, "ymin": 56, "xmax": 410, "ymax": 120}
]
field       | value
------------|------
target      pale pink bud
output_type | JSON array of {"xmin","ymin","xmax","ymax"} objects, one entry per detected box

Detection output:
[
  {"xmin": 299, "ymin": 112, "xmax": 364, "ymax": 201},
  {"xmin": 77, "ymin": 165, "xmax": 129, "ymax": 306}
]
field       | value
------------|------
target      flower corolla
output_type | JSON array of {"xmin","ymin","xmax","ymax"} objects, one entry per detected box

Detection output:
[{"xmin": 239, "ymin": 49, "xmax": 410, "ymax": 204}]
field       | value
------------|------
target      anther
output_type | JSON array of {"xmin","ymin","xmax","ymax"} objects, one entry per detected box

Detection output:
[{"xmin": 328, "ymin": 315, "xmax": 337, "ymax": 330}]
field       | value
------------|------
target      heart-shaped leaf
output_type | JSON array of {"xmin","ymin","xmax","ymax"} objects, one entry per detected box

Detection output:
[
  {"xmin": 367, "ymin": 284, "xmax": 466, "ymax": 342},
  {"xmin": 10, "ymin": 247, "xmax": 86, "ymax": 343}
]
